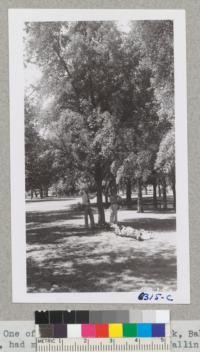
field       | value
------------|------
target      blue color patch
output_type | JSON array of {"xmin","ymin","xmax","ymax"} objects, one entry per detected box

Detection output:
[
  {"xmin": 152, "ymin": 324, "xmax": 165, "ymax": 337},
  {"xmin": 137, "ymin": 323, "xmax": 152, "ymax": 337}
]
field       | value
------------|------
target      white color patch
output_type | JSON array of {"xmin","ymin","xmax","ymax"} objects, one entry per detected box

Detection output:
[
  {"xmin": 156, "ymin": 310, "xmax": 170, "ymax": 323},
  {"xmin": 67, "ymin": 324, "xmax": 81, "ymax": 338}
]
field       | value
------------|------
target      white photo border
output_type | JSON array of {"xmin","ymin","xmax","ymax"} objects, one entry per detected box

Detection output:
[{"xmin": 9, "ymin": 9, "xmax": 189, "ymax": 303}]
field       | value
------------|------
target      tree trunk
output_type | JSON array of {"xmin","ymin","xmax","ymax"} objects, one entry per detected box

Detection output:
[
  {"xmin": 105, "ymin": 193, "xmax": 109, "ymax": 207},
  {"xmin": 172, "ymin": 179, "xmax": 176, "ymax": 210},
  {"xmin": 144, "ymin": 186, "xmax": 148, "ymax": 195},
  {"xmin": 95, "ymin": 174, "xmax": 105, "ymax": 226},
  {"xmin": 126, "ymin": 179, "xmax": 132, "ymax": 206},
  {"xmin": 162, "ymin": 178, "xmax": 167, "ymax": 210},
  {"xmin": 153, "ymin": 181, "xmax": 157, "ymax": 209},
  {"xmin": 40, "ymin": 187, "xmax": 43, "ymax": 199},
  {"xmin": 137, "ymin": 178, "xmax": 143, "ymax": 213},
  {"xmin": 158, "ymin": 184, "xmax": 162, "ymax": 198}
]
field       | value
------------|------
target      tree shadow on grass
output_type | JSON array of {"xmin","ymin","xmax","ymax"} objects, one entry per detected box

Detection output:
[
  {"xmin": 27, "ymin": 225, "xmax": 102, "ymax": 245},
  {"xmin": 26, "ymin": 206, "xmax": 98, "ymax": 225},
  {"xmin": 120, "ymin": 217, "xmax": 176, "ymax": 232},
  {"xmin": 27, "ymin": 245, "xmax": 176, "ymax": 292},
  {"xmin": 27, "ymin": 209, "xmax": 84, "ymax": 225},
  {"xmin": 26, "ymin": 206, "xmax": 177, "ymax": 293},
  {"xmin": 70, "ymin": 250, "xmax": 176, "ymax": 292}
]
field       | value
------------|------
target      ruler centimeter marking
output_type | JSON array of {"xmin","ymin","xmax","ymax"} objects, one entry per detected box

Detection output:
[{"xmin": 36, "ymin": 338, "xmax": 170, "ymax": 352}]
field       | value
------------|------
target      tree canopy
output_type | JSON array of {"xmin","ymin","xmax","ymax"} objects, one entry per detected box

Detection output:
[{"xmin": 24, "ymin": 20, "xmax": 175, "ymax": 222}]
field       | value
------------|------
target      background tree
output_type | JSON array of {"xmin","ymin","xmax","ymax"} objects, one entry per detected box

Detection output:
[
  {"xmin": 132, "ymin": 20, "xmax": 175, "ymax": 208},
  {"xmin": 110, "ymin": 36, "xmax": 160, "ymax": 212},
  {"xmin": 25, "ymin": 100, "xmax": 55, "ymax": 198},
  {"xmin": 155, "ymin": 128, "xmax": 176, "ymax": 209}
]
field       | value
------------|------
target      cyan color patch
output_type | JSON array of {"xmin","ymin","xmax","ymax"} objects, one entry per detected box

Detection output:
[{"xmin": 137, "ymin": 323, "xmax": 152, "ymax": 337}]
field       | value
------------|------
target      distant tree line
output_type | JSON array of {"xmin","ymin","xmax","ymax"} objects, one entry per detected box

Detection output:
[{"xmin": 24, "ymin": 20, "xmax": 175, "ymax": 224}]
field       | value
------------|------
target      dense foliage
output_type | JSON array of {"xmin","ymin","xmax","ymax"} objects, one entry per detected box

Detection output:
[{"xmin": 24, "ymin": 20, "xmax": 175, "ymax": 223}]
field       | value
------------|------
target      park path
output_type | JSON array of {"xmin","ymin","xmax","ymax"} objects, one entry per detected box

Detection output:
[
  {"xmin": 26, "ymin": 197, "xmax": 82, "ymax": 212},
  {"xmin": 26, "ymin": 197, "xmax": 177, "ymax": 293},
  {"xmin": 26, "ymin": 197, "xmax": 176, "ymax": 229}
]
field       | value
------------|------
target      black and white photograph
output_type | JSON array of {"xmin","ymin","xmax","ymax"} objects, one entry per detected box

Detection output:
[{"xmin": 9, "ymin": 9, "xmax": 189, "ymax": 303}]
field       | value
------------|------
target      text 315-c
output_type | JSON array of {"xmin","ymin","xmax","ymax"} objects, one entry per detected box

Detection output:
[{"xmin": 138, "ymin": 292, "xmax": 174, "ymax": 302}]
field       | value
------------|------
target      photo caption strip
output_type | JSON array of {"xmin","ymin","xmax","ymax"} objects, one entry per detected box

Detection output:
[{"xmin": 1, "ymin": 320, "xmax": 199, "ymax": 351}]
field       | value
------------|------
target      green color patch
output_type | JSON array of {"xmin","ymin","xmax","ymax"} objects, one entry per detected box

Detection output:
[{"xmin": 123, "ymin": 324, "xmax": 137, "ymax": 337}]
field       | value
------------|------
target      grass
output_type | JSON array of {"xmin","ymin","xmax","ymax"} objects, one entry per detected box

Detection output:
[{"xmin": 26, "ymin": 197, "xmax": 177, "ymax": 293}]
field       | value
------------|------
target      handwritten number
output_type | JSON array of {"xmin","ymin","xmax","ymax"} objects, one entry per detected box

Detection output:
[
  {"xmin": 143, "ymin": 293, "xmax": 149, "ymax": 300},
  {"xmin": 138, "ymin": 292, "xmax": 174, "ymax": 301},
  {"xmin": 155, "ymin": 293, "xmax": 162, "ymax": 300},
  {"xmin": 138, "ymin": 292, "xmax": 145, "ymax": 300}
]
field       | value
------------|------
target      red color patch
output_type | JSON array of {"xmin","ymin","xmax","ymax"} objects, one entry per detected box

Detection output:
[{"xmin": 95, "ymin": 324, "xmax": 109, "ymax": 338}]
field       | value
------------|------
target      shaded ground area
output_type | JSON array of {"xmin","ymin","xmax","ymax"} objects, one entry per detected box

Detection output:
[{"xmin": 26, "ymin": 197, "xmax": 177, "ymax": 293}]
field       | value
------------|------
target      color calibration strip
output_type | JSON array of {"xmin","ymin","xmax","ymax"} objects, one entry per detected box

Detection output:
[
  {"xmin": 35, "ymin": 311, "xmax": 170, "ymax": 351},
  {"xmin": 35, "ymin": 309, "xmax": 170, "ymax": 325},
  {"xmin": 36, "ymin": 322, "xmax": 169, "ymax": 338}
]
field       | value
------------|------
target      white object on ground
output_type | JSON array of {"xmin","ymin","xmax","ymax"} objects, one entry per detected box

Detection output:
[{"xmin": 111, "ymin": 224, "xmax": 153, "ymax": 241}]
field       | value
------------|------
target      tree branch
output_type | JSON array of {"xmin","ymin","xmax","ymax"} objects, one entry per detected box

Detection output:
[{"xmin": 51, "ymin": 32, "xmax": 82, "ymax": 113}]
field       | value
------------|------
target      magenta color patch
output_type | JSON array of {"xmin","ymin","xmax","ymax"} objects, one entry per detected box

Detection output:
[{"xmin": 81, "ymin": 324, "xmax": 96, "ymax": 338}]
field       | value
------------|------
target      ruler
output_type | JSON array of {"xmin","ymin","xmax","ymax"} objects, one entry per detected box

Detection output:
[{"xmin": 36, "ymin": 337, "xmax": 170, "ymax": 351}]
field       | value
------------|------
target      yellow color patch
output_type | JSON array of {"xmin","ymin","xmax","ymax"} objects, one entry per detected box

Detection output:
[{"xmin": 109, "ymin": 324, "xmax": 123, "ymax": 338}]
